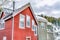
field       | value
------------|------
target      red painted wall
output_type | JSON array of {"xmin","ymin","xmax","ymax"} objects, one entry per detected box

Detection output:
[
  {"xmin": 14, "ymin": 7, "xmax": 37, "ymax": 40},
  {"xmin": 0, "ymin": 18, "xmax": 12, "ymax": 40},
  {"xmin": 0, "ymin": 7, "xmax": 37, "ymax": 40}
]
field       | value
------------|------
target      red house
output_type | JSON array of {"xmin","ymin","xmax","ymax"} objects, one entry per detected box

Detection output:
[{"xmin": 0, "ymin": 1, "xmax": 38, "ymax": 40}]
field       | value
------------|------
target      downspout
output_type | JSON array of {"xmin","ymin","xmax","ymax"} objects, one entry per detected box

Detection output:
[{"xmin": 12, "ymin": 1, "xmax": 15, "ymax": 40}]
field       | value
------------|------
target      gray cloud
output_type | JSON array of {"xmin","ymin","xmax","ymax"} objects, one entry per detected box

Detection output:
[
  {"xmin": 31, "ymin": 1, "xmax": 60, "ymax": 18},
  {"xmin": 32, "ymin": 1, "xmax": 60, "ymax": 13},
  {"xmin": 53, "ymin": 2, "xmax": 60, "ymax": 10}
]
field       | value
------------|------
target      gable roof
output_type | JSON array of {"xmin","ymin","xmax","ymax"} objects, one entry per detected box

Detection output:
[
  {"xmin": 2, "ymin": 0, "xmax": 30, "ymax": 16},
  {"xmin": 2, "ymin": 1, "xmax": 38, "ymax": 25}
]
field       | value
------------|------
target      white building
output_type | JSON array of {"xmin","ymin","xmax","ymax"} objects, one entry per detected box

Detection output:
[
  {"xmin": 36, "ymin": 16, "xmax": 48, "ymax": 40},
  {"xmin": 53, "ymin": 25, "xmax": 60, "ymax": 40},
  {"xmin": 47, "ymin": 22, "xmax": 54, "ymax": 40}
]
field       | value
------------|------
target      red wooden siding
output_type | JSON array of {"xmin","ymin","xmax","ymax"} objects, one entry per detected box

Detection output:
[
  {"xmin": 0, "ymin": 6, "xmax": 37, "ymax": 40},
  {"xmin": 0, "ymin": 18, "xmax": 12, "ymax": 40},
  {"xmin": 14, "ymin": 7, "xmax": 37, "ymax": 40}
]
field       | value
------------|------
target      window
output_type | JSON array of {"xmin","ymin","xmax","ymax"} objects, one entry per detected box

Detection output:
[
  {"xmin": 40, "ymin": 22, "xmax": 45, "ymax": 29},
  {"xmin": 19, "ymin": 14, "xmax": 25, "ymax": 29},
  {"xmin": 32, "ymin": 20, "xmax": 37, "ymax": 36},
  {"xmin": 3, "ymin": 36, "xmax": 6, "ymax": 40},
  {"xmin": 34, "ymin": 25, "xmax": 37, "ymax": 36},
  {"xmin": 32, "ymin": 20, "xmax": 35, "ymax": 31},
  {"xmin": 47, "ymin": 25, "xmax": 53, "ymax": 32},
  {"xmin": 26, "ymin": 36, "xmax": 31, "ymax": 40},
  {"xmin": 0, "ymin": 19, "xmax": 5, "ymax": 30},
  {"xmin": 26, "ymin": 15, "xmax": 30, "ymax": 28}
]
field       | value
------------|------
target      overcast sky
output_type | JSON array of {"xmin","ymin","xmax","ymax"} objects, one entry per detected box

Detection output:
[
  {"xmin": 0, "ymin": 0, "xmax": 60, "ymax": 18},
  {"xmin": 30, "ymin": 0, "xmax": 60, "ymax": 18}
]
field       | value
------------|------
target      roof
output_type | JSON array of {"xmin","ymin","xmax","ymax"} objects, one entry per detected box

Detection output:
[
  {"xmin": 36, "ymin": 16, "xmax": 48, "ymax": 23},
  {"xmin": 1, "ymin": 1, "xmax": 30, "ymax": 18},
  {"xmin": 2, "ymin": 0, "xmax": 30, "ymax": 16},
  {"xmin": 1, "ymin": 1, "xmax": 38, "ymax": 25}
]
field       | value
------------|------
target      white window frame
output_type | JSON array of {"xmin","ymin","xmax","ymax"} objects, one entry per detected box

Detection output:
[
  {"xmin": 26, "ymin": 36, "xmax": 31, "ymax": 40},
  {"xmin": 32, "ymin": 20, "xmax": 35, "ymax": 31},
  {"xmin": 3, "ymin": 36, "xmax": 6, "ymax": 40},
  {"xmin": 19, "ymin": 14, "xmax": 25, "ymax": 29},
  {"xmin": 0, "ymin": 19, "xmax": 5, "ymax": 30},
  {"xmin": 34, "ymin": 25, "xmax": 37, "ymax": 36},
  {"xmin": 26, "ymin": 15, "xmax": 30, "ymax": 28},
  {"xmin": 40, "ymin": 22, "xmax": 45, "ymax": 29}
]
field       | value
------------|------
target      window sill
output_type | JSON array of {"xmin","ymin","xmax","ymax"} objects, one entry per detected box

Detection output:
[
  {"xmin": 34, "ymin": 34, "xmax": 37, "ymax": 36},
  {"xmin": 19, "ymin": 27, "xmax": 25, "ymax": 29},
  {"xmin": 26, "ymin": 26, "xmax": 30, "ymax": 28},
  {"xmin": 0, "ymin": 28, "xmax": 5, "ymax": 30},
  {"xmin": 32, "ymin": 29, "xmax": 35, "ymax": 31}
]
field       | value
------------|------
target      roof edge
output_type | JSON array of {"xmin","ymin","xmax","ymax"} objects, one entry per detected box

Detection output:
[{"xmin": 13, "ymin": 3, "xmax": 30, "ymax": 16}]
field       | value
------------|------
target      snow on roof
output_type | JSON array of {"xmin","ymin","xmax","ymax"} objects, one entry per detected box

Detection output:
[
  {"xmin": 36, "ymin": 16, "xmax": 48, "ymax": 23},
  {"xmin": 2, "ymin": 0, "xmax": 29, "ymax": 10}
]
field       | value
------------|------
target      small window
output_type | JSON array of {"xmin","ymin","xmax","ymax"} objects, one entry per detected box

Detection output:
[
  {"xmin": 26, "ymin": 15, "xmax": 30, "ymax": 28},
  {"xmin": 0, "ymin": 20, "xmax": 5, "ymax": 30},
  {"xmin": 34, "ymin": 25, "xmax": 37, "ymax": 36},
  {"xmin": 26, "ymin": 36, "xmax": 31, "ymax": 40},
  {"xmin": 32, "ymin": 20, "xmax": 35, "ymax": 31},
  {"xmin": 40, "ymin": 22, "xmax": 45, "ymax": 29},
  {"xmin": 3, "ymin": 36, "xmax": 6, "ymax": 40},
  {"xmin": 19, "ymin": 14, "xmax": 25, "ymax": 29}
]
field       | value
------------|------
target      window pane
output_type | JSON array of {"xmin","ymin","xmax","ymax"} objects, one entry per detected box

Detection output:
[
  {"xmin": 32, "ymin": 20, "xmax": 35, "ymax": 31},
  {"xmin": 32, "ymin": 25, "xmax": 35, "ymax": 31},
  {"xmin": 34, "ymin": 25, "xmax": 37, "ymax": 35},
  {"xmin": 26, "ymin": 15, "xmax": 30, "ymax": 27},
  {"xmin": 19, "ymin": 14, "xmax": 25, "ymax": 28},
  {"xmin": 40, "ymin": 22, "xmax": 45, "ymax": 28},
  {"xmin": 32, "ymin": 20, "xmax": 34, "ymax": 25},
  {"xmin": 0, "ymin": 20, "xmax": 5, "ymax": 29},
  {"xmin": 3, "ymin": 36, "xmax": 6, "ymax": 40}
]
